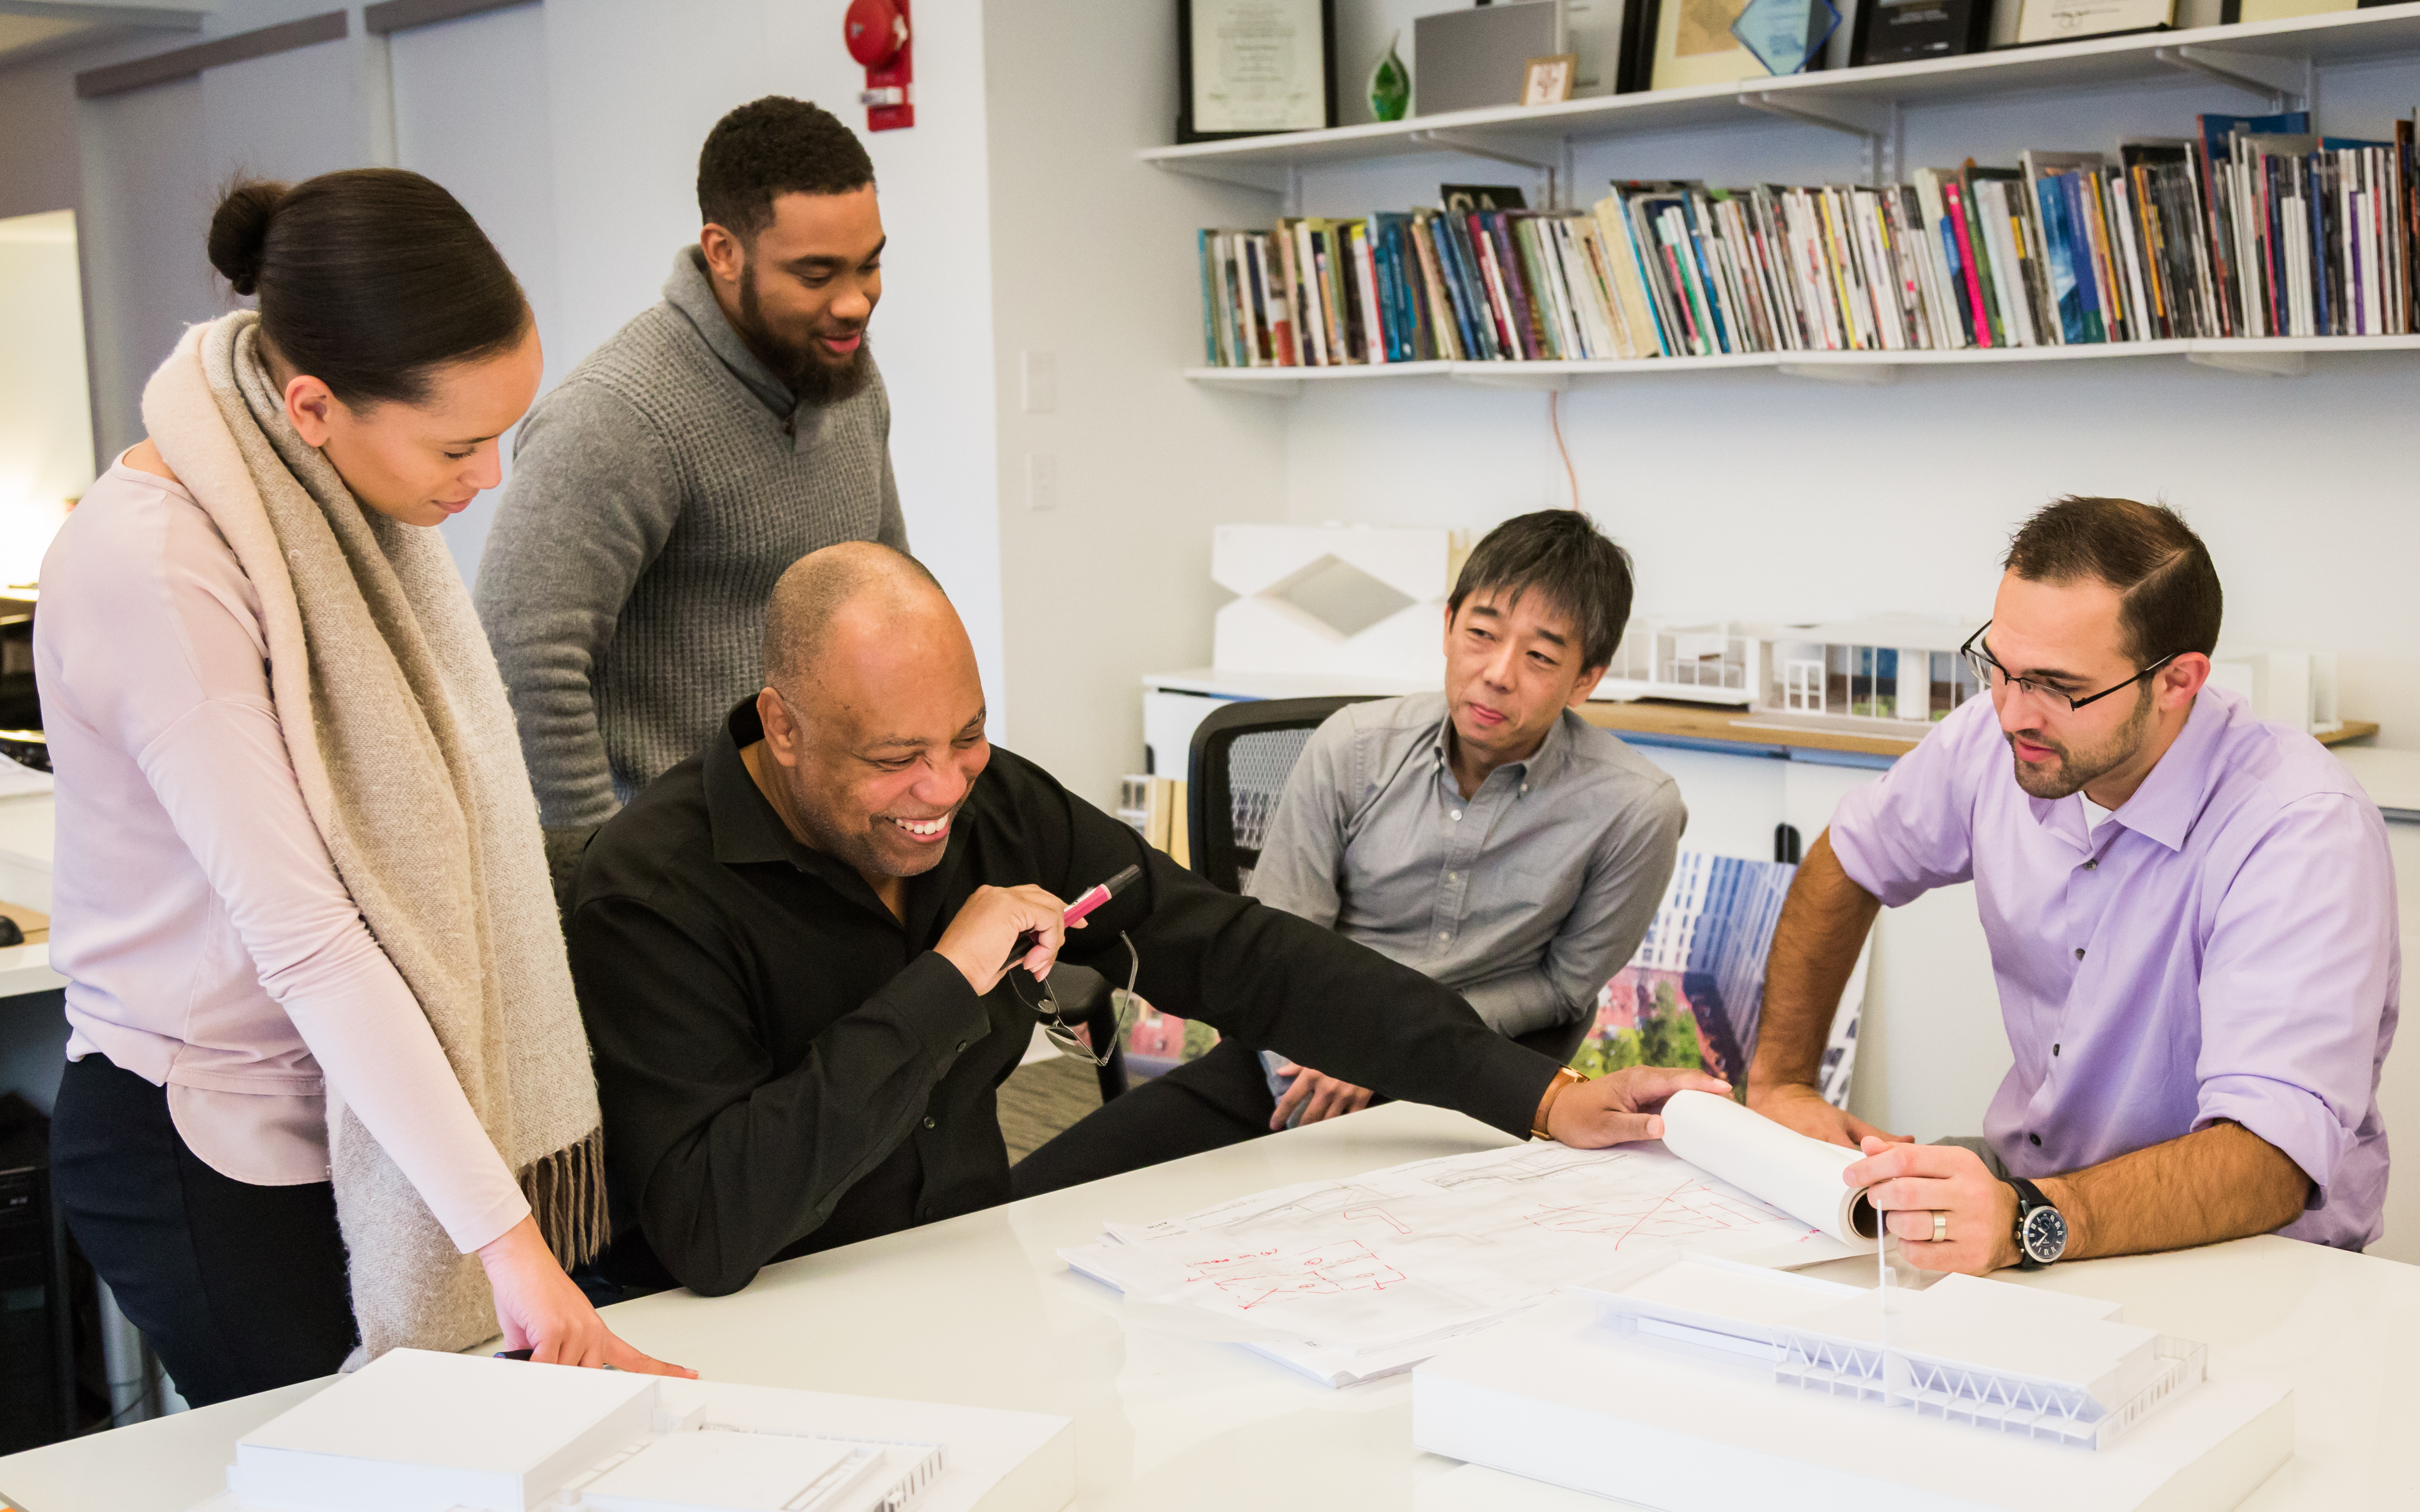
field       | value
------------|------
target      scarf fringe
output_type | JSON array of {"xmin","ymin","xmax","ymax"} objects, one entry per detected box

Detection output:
[{"xmin": 521, "ymin": 1127, "xmax": 610, "ymax": 1270}]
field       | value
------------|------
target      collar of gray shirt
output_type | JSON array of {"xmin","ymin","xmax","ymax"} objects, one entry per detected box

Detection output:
[{"xmin": 663, "ymin": 246, "xmax": 829, "ymax": 451}]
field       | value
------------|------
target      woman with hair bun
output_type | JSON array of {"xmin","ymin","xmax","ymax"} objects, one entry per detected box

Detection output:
[{"xmin": 36, "ymin": 169, "xmax": 689, "ymax": 1403}]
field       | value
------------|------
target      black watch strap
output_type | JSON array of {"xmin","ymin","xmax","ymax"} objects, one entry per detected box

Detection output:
[{"xmin": 2006, "ymin": 1177, "xmax": 2064, "ymax": 1270}]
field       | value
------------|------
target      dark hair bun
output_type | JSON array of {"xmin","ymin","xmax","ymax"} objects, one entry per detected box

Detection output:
[{"xmin": 206, "ymin": 180, "xmax": 289, "ymax": 296}]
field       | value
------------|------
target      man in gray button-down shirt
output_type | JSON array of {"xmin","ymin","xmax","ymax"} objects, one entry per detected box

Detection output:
[{"xmin": 1014, "ymin": 512, "xmax": 1687, "ymax": 1194}]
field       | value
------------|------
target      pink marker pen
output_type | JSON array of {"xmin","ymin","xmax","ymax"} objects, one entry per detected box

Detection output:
[
  {"xmin": 1012, "ymin": 863, "xmax": 1142, "ymax": 963},
  {"xmin": 1061, "ymin": 863, "xmax": 1142, "ymax": 927}
]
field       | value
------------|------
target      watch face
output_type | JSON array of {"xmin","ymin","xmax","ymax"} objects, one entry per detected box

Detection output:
[{"xmin": 2022, "ymin": 1205, "xmax": 2069, "ymax": 1264}]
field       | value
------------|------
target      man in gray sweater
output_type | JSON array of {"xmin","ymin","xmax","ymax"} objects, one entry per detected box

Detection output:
[{"xmin": 477, "ymin": 98, "xmax": 906, "ymax": 888}]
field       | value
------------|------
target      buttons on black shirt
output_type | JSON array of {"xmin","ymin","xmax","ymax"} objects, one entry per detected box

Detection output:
[{"xmin": 922, "ymin": 1116, "xmax": 937, "ymax": 1130}]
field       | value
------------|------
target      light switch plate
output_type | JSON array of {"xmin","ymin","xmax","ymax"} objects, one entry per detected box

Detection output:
[{"xmin": 1022, "ymin": 351, "xmax": 1057, "ymax": 413}]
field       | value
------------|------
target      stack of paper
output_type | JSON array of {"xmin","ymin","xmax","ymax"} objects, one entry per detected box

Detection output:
[{"xmin": 1061, "ymin": 1138, "xmax": 1864, "ymax": 1387}]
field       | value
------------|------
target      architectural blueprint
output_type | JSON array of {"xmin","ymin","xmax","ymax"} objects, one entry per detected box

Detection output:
[{"xmin": 1062, "ymin": 1139, "xmax": 1863, "ymax": 1382}]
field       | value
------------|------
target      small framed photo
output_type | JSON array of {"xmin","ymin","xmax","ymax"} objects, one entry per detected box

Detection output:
[{"xmin": 1522, "ymin": 52, "xmax": 1578, "ymax": 105}]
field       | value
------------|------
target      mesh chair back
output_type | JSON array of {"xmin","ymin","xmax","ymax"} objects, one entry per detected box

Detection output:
[{"xmin": 1187, "ymin": 697, "xmax": 1375, "ymax": 895}]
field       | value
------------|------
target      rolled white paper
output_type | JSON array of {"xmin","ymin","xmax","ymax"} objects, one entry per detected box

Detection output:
[{"xmin": 1658, "ymin": 1090, "xmax": 1879, "ymax": 1250}]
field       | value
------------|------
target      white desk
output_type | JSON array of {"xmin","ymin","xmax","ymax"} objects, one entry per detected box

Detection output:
[{"xmin": 1, "ymin": 1102, "xmax": 2413, "ymax": 1511}]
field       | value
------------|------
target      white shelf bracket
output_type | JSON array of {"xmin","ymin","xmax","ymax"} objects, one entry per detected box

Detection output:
[
  {"xmin": 2185, "ymin": 348, "xmax": 2306, "ymax": 378},
  {"xmin": 1777, "ymin": 360, "xmax": 1901, "ymax": 386},
  {"xmin": 1449, "ymin": 365, "xmax": 1574, "ymax": 393},
  {"xmin": 1740, "ymin": 91, "xmax": 1899, "ymax": 187},
  {"xmin": 1147, "ymin": 157, "xmax": 1290, "ymax": 196},
  {"xmin": 1739, "ymin": 90, "xmax": 1894, "ymax": 139},
  {"xmin": 2153, "ymin": 46, "xmax": 2310, "ymax": 110},
  {"xmin": 1191, "ymin": 375, "xmax": 1305, "ymax": 399},
  {"xmin": 1406, "ymin": 130, "xmax": 1560, "ymax": 208}
]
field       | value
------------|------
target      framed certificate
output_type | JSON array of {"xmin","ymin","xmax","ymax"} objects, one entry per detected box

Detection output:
[
  {"xmin": 2015, "ymin": 0, "xmax": 2172, "ymax": 44},
  {"xmin": 1177, "ymin": 0, "xmax": 1337, "ymax": 143},
  {"xmin": 1649, "ymin": 0, "xmax": 1779, "ymax": 90}
]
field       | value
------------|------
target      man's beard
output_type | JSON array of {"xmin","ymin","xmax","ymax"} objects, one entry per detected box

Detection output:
[
  {"xmin": 2005, "ymin": 688, "xmax": 2154, "ymax": 800},
  {"xmin": 735, "ymin": 260, "xmax": 873, "ymax": 409}
]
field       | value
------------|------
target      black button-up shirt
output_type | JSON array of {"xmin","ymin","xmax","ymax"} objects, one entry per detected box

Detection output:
[{"xmin": 568, "ymin": 702, "xmax": 1562, "ymax": 1296}]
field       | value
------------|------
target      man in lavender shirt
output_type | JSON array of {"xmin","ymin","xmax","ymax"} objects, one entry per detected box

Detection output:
[{"xmin": 1748, "ymin": 496, "xmax": 2397, "ymax": 1275}]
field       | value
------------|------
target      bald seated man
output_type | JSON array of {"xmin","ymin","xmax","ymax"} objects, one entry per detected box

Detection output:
[{"xmin": 565, "ymin": 542, "xmax": 1726, "ymax": 1297}]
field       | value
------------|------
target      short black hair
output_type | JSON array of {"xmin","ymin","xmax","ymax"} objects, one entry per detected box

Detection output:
[
  {"xmin": 2003, "ymin": 496, "xmax": 2222, "ymax": 662},
  {"xmin": 207, "ymin": 170, "xmax": 528, "ymax": 408},
  {"xmin": 697, "ymin": 96, "xmax": 875, "ymax": 242},
  {"xmin": 1448, "ymin": 510, "xmax": 1635, "ymax": 670}
]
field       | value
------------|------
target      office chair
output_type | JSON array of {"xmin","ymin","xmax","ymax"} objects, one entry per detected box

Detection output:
[
  {"xmin": 1186, "ymin": 696, "xmax": 1374, "ymax": 897},
  {"xmin": 1187, "ymin": 694, "xmax": 1593, "ymax": 1070}
]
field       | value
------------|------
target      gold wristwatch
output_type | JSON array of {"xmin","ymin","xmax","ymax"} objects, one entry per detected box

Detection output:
[{"xmin": 1532, "ymin": 1066, "xmax": 1586, "ymax": 1140}]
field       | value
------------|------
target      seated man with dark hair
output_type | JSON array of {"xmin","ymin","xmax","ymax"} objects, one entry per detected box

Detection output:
[
  {"xmin": 567, "ymin": 542, "xmax": 1724, "ymax": 1298},
  {"xmin": 1751, "ymin": 495, "xmax": 2397, "ymax": 1275},
  {"xmin": 1013, "ymin": 510, "xmax": 1686, "ymax": 1196}
]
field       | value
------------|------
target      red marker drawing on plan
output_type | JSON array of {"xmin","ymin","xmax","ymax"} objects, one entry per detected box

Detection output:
[{"xmin": 1011, "ymin": 863, "xmax": 1141, "ymax": 964}]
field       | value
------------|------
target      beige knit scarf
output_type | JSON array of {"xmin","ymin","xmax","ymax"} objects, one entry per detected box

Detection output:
[{"xmin": 141, "ymin": 312, "xmax": 606, "ymax": 1360}]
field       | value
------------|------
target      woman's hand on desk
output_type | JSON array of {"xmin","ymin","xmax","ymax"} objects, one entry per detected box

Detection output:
[
  {"xmin": 1547, "ymin": 1067, "xmax": 1734, "ymax": 1147},
  {"xmin": 477, "ymin": 1215, "xmax": 697, "ymax": 1377}
]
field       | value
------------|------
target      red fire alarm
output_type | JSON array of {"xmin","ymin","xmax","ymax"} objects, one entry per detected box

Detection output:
[{"xmin": 845, "ymin": 0, "xmax": 913, "ymax": 132}]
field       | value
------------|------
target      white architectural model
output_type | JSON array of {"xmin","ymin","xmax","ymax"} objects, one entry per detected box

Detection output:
[
  {"xmin": 2210, "ymin": 646, "xmax": 2342, "ymax": 734},
  {"xmin": 1596, "ymin": 614, "xmax": 1983, "ymax": 729},
  {"xmin": 191, "ymin": 1348, "xmax": 1075, "ymax": 1512},
  {"xmin": 1581, "ymin": 1256, "xmax": 2202, "ymax": 1449},
  {"xmin": 1413, "ymin": 1280, "xmax": 2292, "ymax": 1512},
  {"xmin": 1209, "ymin": 523, "xmax": 1464, "ymax": 682}
]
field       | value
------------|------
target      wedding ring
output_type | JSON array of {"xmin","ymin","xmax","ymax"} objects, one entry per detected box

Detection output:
[{"xmin": 1931, "ymin": 1211, "xmax": 1948, "ymax": 1244}]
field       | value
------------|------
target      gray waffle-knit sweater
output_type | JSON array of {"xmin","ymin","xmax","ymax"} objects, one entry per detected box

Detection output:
[{"xmin": 477, "ymin": 248, "xmax": 906, "ymax": 835}]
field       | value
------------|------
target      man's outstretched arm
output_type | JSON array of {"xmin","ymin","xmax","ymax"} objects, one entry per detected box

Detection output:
[
  {"xmin": 1848, "ymin": 1120, "xmax": 2308, "ymax": 1274},
  {"xmin": 1745, "ymin": 828, "xmax": 1897, "ymax": 1146}
]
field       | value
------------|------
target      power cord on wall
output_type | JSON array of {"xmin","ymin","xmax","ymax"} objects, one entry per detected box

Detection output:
[{"xmin": 1549, "ymin": 391, "xmax": 1580, "ymax": 511}]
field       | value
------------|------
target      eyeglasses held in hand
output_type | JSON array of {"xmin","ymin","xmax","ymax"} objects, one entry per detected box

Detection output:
[
  {"xmin": 1958, "ymin": 621, "xmax": 2180, "ymax": 715},
  {"xmin": 1012, "ymin": 931, "xmax": 1141, "ymax": 1068}
]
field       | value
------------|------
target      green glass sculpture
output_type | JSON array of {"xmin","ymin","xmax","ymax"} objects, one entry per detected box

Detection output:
[{"xmin": 1369, "ymin": 33, "xmax": 1409, "ymax": 123}]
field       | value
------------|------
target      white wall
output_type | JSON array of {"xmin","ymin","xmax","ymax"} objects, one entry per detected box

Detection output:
[
  {"xmin": 982, "ymin": 0, "xmax": 1292, "ymax": 806},
  {"xmin": 8, "ymin": 0, "xmax": 1012, "ymax": 733},
  {"xmin": 390, "ymin": 1, "xmax": 559, "ymax": 584},
  {"xmin": 0, "ymin": 210, "xmax": 93, "ymax": 583}
]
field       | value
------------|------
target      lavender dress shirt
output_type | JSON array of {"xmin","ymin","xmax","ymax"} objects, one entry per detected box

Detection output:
[{"xmin": 1829, "ymin": 686, "xmax": 2398, "ymax": 1249}]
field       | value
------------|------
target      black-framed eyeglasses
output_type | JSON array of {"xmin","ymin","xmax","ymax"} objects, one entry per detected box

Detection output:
[
  {"xmin": 1959, "ymin": 621, "xmax": 2180, "ymax": 714},
  {"xmin": 1009, "ymin": 931, "xmax": 1140, "ymax": 1068}
]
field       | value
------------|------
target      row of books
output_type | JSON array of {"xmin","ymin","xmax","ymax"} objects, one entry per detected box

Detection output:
[{"xmin": 1196, "ymin": 108, "xmax": 2420, "ymax": 366}]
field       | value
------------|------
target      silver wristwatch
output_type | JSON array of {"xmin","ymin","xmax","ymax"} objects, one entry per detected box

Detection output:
[{"xmin": 2008, "ymin": 1178, "xmax": 2068, "ymax": 1270}]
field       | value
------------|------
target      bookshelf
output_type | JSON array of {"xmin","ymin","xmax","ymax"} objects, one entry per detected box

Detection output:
[
  {"xmin": 1154, "ymin": 8, "xmax": 2420, "ymax": 389},
  {"xmin": 1186, "ymin": 334, "xmax": 2420, "ymax": 395},
  {"xmin": 1142, "ymin": 6, "xmax": 2420, "ymax": 195}
]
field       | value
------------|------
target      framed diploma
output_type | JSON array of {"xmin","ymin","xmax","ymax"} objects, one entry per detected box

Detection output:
[
  {"xmin": 2015, "ymin": 0, "xmax": 2172, "ymax": 44},
  {"xmin": 1177, "ymin": 0, "xmax": 1337, "ymax": 144}
]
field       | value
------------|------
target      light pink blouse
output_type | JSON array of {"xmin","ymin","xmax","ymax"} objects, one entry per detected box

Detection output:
[{"xmin": 38, "ymin": 457, "xmax": 529, "ymax": 1254}]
